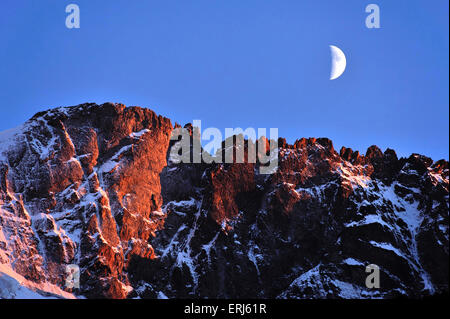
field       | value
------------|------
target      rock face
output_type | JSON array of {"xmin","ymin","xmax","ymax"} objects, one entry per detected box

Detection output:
[
  {"xmin": 0, "ymin": 103, "xmax": 172, "ymax": 298},
  {"xmin": 0, "ymin": 103, "xmax": 448, "ymax": 298}
]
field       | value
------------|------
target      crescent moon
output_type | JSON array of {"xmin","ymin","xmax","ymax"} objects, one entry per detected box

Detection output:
[{"xmin": 329, "ymin": 45, "xmax": 346, "ymax": 80}]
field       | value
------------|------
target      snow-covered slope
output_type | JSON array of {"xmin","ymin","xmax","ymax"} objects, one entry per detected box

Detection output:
[{"xmin": 0, "ymin": 263, "xmax": 75, "ymax": 299}]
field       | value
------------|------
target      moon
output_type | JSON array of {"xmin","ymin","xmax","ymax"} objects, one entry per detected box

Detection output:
[{"xmin": 329, "ymin": 45, "xmax": 346, "ymax": 80}]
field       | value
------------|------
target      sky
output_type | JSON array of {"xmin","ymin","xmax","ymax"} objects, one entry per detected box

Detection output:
[{"xmin": 0, "ymin": 0, "xmax": 448, "ymax": 160}]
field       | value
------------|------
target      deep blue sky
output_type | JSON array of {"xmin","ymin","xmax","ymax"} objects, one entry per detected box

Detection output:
[{"xmin": 0, "ymin": 0, "xmax": 448, "ymax": 160}]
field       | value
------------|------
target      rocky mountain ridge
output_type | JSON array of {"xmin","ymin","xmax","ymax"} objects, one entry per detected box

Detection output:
[{"xmin": 0, "ymin": 103, "xmax": 448, "ymax": 298}]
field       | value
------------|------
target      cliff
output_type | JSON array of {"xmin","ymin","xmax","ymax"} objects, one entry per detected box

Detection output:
[{"xmin": 0, "ymin": 103, "xmax": 448, "ymax": 298}]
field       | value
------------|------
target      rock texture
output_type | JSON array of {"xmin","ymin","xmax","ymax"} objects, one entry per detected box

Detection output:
[
  {"xmin": 0, "ymin": 103, "xmax": 448, "ymax": 299},
  {"xmin": 0, "ymin": 103, "xmax": 172, "ymax": 298}
]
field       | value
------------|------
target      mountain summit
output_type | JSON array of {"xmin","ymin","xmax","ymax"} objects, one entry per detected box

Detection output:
[{"xmin": 0, "ymin": 103, "xmax": 448, "ymax": 298}]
